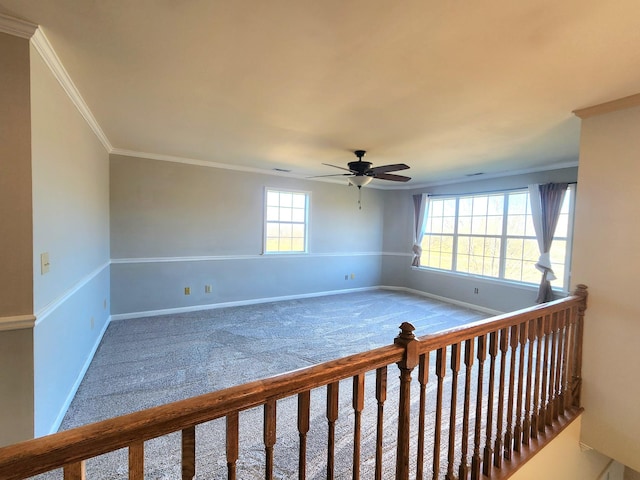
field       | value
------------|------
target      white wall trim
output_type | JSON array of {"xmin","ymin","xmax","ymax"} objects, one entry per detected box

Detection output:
[
  {"xmin": 0, "ymin": 12, "xmax": 38, "ymax": 38},
  {"xmin": 397, "ymin": 160, "xmax": 580, "ymax": 191},
  {"xmin": 111, "ymin": 150, "xmax": 579, "ymax": 192},
  {"xmin": 382, "ymin": 285, "xmax": 504, "ymax": 316},
  {"xmin": 110, "ymin": 148, "xmax": 398, "ymax": 189},
  {"xmin": 30, "ymin": 29, "xmax": 112, "ymax": 153},
  {"xmin": 111, "ymin": 287, "xmax": 377, "ymax": 321},
  {"xmin": 35, "ymin": 261, "xmax": 110, "ymax": 325},
  {"xmin": 1, "ymin": 14, "xmax": 112, "ymax": 152},
  {"xmin": 0, "ymin": 314, "xmax": 36, "ymax": 331},
  {"xmin": 111, "ymin": 252, "xmax": 388, "ymax": 264},
  {"xmin": 111, "ymin": 148, "xmax": 307, "ymax": 177},
  {"xmin": 45, "ymin": 314, "xmax": 111, "ymax": 435},
  {"xmin": 111, "ymin": 284, "xmax": 498, "ymax": 321}
]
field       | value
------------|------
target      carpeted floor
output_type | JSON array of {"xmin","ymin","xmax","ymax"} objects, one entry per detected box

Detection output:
[{"xmin": 35, "ymin": 289, "xmax": 488, "ymax": 479}]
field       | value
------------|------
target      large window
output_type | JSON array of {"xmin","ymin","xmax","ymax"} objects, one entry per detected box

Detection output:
[
  {"xmin": 420, "ymin": 187, "xmax": 573, "ymax": 290},
  {"xmin": 264, "ymin": 189, "xmax": 309, "ymax": 253}
]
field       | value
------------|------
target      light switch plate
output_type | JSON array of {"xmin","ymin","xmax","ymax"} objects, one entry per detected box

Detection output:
[{"xmin": 41, "ymin": 252, "xmax": 50, "ymax": 274}]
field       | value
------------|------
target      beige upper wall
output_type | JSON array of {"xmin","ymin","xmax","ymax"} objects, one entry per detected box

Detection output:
[
  {"xmin": 572, "ymin": 103, "xmax": 640, "ymax": 470},
  {"xmin": 0, "ymin": 32, "xmax": 34, "ymax": 446},
  {"xmin": 110, "ymin": 154, "xmax": 386, "ymax": 259},
  {"xmin": 0, "ymin": 32, "xmax": 32, "ymax": 317},
  {"xmin": 510, "ymin": 416, "xmax": 611, "ymax": 480},
  {"xmin": 30, "ymin": 42, "xmax": 110, "ymax": 313}
]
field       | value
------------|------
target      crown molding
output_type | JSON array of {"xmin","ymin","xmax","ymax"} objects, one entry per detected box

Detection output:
[
  {"xmin": 392, "ymin": 159, "xmax": 580, "ymax": 191},
  {"xmin": 573, "ymin": 93, "xmax": 640, "ymax": 119},
  {"xmin": 30, "ymin": 28, "xmax": 113, "ymax": 152},
  {"xmin": 0, "ymin": 12, "xmax": 38, "ymax": 38},
  {"xmin": 0, "ymin": 14, "xmax": 112, "ymax": 152}
]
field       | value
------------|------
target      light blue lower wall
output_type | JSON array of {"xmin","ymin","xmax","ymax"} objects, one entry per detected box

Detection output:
[
  {"xmin": 406, "ymin": 263, "xmax": 541, "ymax": 312},
  {"xmin": 111, "ymin": 254, "xmax": 383, "ymax": 317},
  {"xmin": 382, "ymin": 254, "xmax": 543, "ymax": 312},
  {"xmin": 33, "ymin": 265, "xmax": 110, "ymax": 436}
]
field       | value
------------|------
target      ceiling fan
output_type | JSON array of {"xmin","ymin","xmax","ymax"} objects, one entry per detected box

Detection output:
[
  {"xmin": 318, "ymin": 150, "xmax": 411, "ymax": 188},
  {"xmin": 312, "ymin": 150, "xmax": 411, "ymax": 209}
]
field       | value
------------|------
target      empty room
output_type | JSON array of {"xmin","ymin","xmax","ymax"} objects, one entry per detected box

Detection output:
[{"xmin": 1, "ymin": 2, "xmax": 640, "ymax": 479}]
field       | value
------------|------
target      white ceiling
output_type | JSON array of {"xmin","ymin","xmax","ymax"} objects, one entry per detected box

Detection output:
[{"xmin": 2, "ymin": 1, "xmax": 640, "ymax": 187}]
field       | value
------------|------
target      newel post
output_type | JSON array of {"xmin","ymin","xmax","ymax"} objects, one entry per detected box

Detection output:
[
  {"xmin": 572, "ymin": 284, "xmax": 588, "ymax": 408},
  {"xmin": 395, "ymin": 322, "xmax": 419, "ymax": 480}
]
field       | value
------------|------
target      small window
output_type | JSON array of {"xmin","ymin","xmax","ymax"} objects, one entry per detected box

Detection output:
[{"xmin": 264, "ymin": 189, "xmax": 309, "ymax": 253}]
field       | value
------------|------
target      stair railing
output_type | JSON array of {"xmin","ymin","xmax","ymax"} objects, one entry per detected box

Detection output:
[{"xmin": 0, "ymin": 285, "xmax": 587, "ymax": 480}]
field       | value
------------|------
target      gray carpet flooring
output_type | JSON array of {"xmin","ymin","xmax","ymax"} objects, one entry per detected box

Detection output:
[{"xmin": 36, "ymin": 289, "xmax": 488, "ymax": 479}]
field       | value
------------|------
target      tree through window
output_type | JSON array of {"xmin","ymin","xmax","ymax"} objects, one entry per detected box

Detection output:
[{"xmin": 420, "ymin": 187, "xmax": 574, "ymax": 290}]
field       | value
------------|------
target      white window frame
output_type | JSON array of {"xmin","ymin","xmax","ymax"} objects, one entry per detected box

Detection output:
[
  {"xmin": 263, "ymin": 187, "xmax": 310, "ymax": 254},
  {"xmin": 419, "ymin": 186, "xmax": 575, "ymax": 292}
]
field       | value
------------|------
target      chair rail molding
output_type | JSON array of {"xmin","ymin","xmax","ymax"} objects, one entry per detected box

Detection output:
[{"xmin": 0, "ymin": 314, "xmax": 36, "ymax": 332}]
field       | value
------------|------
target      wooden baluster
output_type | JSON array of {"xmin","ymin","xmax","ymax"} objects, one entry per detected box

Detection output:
[
  {"xmin": 375, "ymin": 366, "xmax": 388, "ymax": 480},
  {"xmin": 182, "ymin": 426, "xmax": 196, "ymax": 480},
  {"xmin": 531, "ymin": 317, "xmax": 543, "ymax": 439},
  {"xmin": 416, "ymin": 354, "xmax": 429, "ymax": 480},
  {"xmin": 264, "ymin": 399, "xmax": 277, "ymax": 480},
  {"xmin": 471, "ymin": 335, "xmax": 486, "ymax": 480},
  {"xmin": 493, "ymin": 328, "xmax": 509, "ymax": 469},
  {"xmin": 571, "ymin": 285, "xmax": 588, "ymax": 408},
  {"xmin": 129, "ymin": 441, "xmax": 144, "ymax": 480},
  {"xmin": 63, "ymin": 461, "xmax": 86, "ymax": 480},
  {"xmin": 226, "ymin": 412, "xmax": 239, "ymax": 480},
  {"xmin": 353, "ymin": 373, "xmax": 365, "ymax": 480},
  {"xmin": 538, "ymin": 314, "xmax": 551, "ymax": 434},
  {"xmin": 546, "ymin": 313, "xmax": 559, "ymax": 426},
  {"xmin": 433, "ymin": 347, "xmax": 447, "ymax": 480},
  {"xmin": 513, "ymin": 322, "xmax": 527, "ymax": 453},
  {"xmin": 446, "ymin": 343, "xmax": 461, "ymax": 480},
  {"xmin": 459, "ymin": 339, "xmax": 474, "ymax": 480},
  {"xmin": 395, "ymin": 322, "xmax": 419, "ymax": 480},
  {"xmin": 503, "ymin": 324, "xmax": 518, "ymax": 461},
  {"xmin": 556, "ymin": 309, "xmax": 569, "ymax": 417},
  {"xmin": 298, "ymin": 391, "xmax": 311, "ymax": 480},
  {"xmin": 327, "ymin": 381, "xmax": 339, "ymax": 480},
  {"xmin": 563, "ymin": 306, "xmax": 576, "ymax": 413},
  {"xmin": 523, "ymin": 319, "xmax": 536, "ymax": 446},
  {"xmin": 483, "ymin": 331, "xmax": 498, "ymax": 477}
]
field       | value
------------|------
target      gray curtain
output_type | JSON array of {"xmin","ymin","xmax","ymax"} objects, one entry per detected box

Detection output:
[
  {"xmin": 412, "ymin": 194, "xmax": 429, "ymax": 267},
  {"xmin": 528, "ymin": 183, "xmax": 568, "ymax": 303}
]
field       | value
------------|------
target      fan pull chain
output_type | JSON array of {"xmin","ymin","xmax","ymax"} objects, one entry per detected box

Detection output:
[{"xmin": 358, "ymin": 186, "xmax": 362, "ymax": 210}]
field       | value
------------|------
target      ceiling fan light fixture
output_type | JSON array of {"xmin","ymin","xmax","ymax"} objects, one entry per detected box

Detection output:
[{"xmin": 348, "ymin": 176, "xmax": 373, "ymax": 188}]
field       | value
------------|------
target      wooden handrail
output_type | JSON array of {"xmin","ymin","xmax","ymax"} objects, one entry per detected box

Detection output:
[
  {"xmin": 0, "ymin": 286, "xmax": 588, "ymax": 480},
  {"xmin": 0, "ymin": 343, "xmax": 403, "ymax": 479}
]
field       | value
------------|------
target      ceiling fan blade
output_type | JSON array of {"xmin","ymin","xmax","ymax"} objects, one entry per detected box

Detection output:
[
  {"xmin": 307, "ymin": 173, "xmax": 351, "ymax": 178},
  {"xmin": 373, "ymin": 172, "xmax": 412, "ymax": 182},
  {"xmin": 322, "ymin": 162, "xmax": 356, "ymax": 173},
  {"xmin": 368, "ymin": 163, "xmax": 410, "ymax": 175}
]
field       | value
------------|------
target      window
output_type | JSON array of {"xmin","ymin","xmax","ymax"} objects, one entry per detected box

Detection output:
[
  {"xmin": 421, "ymin": 187, "xmax": 574, "ymax": 290},
  {"xmin": 264, "ymin": 189, "xmax": 309, "ymax": 253}
]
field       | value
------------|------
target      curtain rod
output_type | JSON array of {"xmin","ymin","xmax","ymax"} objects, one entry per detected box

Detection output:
[{"xmin": 425, "ymin": 182, "xmax": 577, "ymax": 198}]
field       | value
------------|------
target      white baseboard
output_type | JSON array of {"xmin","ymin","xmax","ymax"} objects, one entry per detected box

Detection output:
[
  {"xmin": 110, "ymin": 287, "xmax": 378, "ymax": 321},
  {"xmin": 111, "ymin": 285, "xmax": 500, "ymax": 321},
  {"xmin": 46, "ymin": 315, "xmax": 111, "ymax": 435},
  {"xmin": 381, "ymin": 286, "xmax": 504, "ymax": 316}
]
